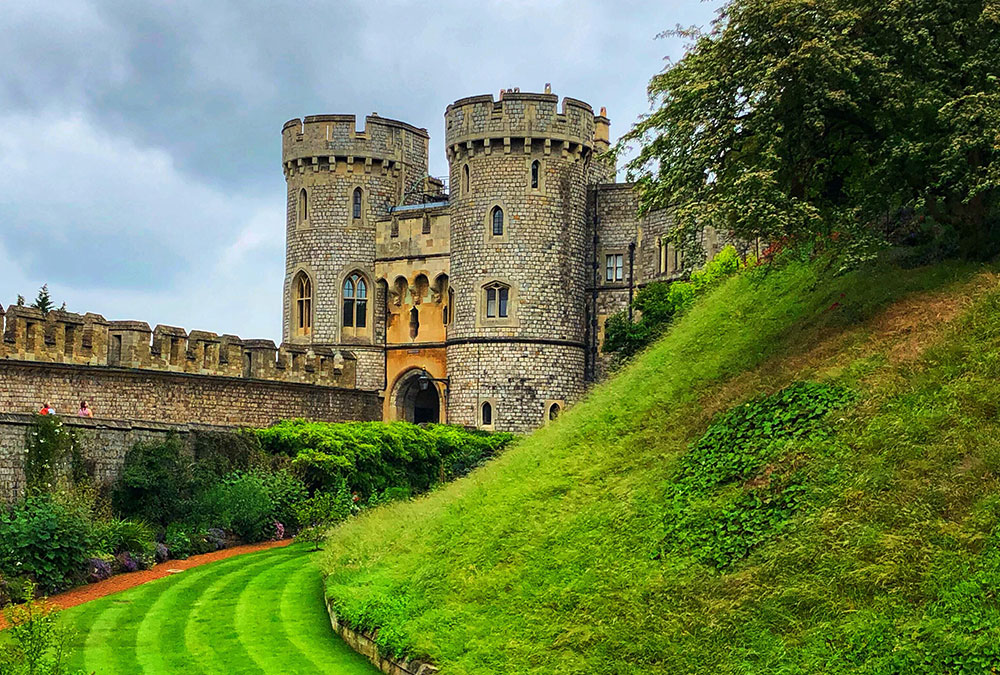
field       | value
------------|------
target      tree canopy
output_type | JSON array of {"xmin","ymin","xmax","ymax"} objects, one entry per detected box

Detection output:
[{"xmin": 618, "ymin": 0, "xmax": 1000, "ymax": 257}]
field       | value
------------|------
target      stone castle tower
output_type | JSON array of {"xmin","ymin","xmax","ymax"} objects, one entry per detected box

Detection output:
[{"xmin": 281, "ymin": 87, "xmax": 730, "ymax": 433}]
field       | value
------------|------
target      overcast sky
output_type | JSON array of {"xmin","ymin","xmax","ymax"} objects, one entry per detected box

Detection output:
[{"xmin": 0, "ymin": 0, "xmax": 718, "ymax": 342}]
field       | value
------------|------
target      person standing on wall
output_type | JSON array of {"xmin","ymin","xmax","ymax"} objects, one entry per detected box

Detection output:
[
  {"xmin": 38, "ymin": 402, "xmax": 56, "ymax": 415},
  {"xmin": 77, "ymin": 400, "xmax": 93, "ymax": 418}
]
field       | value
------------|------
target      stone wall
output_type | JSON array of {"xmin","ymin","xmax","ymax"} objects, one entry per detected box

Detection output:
[
  {"xmin": 0, "ymin": 359, "xmax": 381, "ymax": 428},
  {"xmin": 0, "ymin": 413, "xmax": 237, "ymax": 503},
  {"xmin": 0, "ymin": 305, "xmax": 359, "ymax": 389}
]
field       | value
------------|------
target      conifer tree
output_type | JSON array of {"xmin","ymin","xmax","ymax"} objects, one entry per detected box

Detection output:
[{"xmin": 31, "ymin": 284, "xmax": 53, "ymax": 314}]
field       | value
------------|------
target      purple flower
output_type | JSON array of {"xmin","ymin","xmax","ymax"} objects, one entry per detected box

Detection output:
[
  {"xmin": 206, "ymin": 528, "xmax": 226, "ymax": 550},
  {"xmin": 88, "ymin": 557, "xmax": 113, "ymax": 583},
  {"xmin": 155, "ymin": 542, "xmax": 169, "ymax": 563},
  {"xmin": 116, "ymin": 551, "xmax": 139, "ymax": 573},
  {"xmin": 273, "ymin": 521, "xmax": 285, "ymax": 541}
]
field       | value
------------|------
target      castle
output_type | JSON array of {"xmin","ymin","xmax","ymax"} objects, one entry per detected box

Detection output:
[
  {"xmin": 281, "ymin": 86, "xmax": 729, "ymax": 433},
  {"xmin": 0, "ymin": 86, "xmax": 732, "ymax": 437}
]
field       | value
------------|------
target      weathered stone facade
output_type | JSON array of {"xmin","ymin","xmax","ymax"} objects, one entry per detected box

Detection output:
[
  {"xmin": 287, "ymin": 87, "xmax": 727, "ymax": 433},
  {"xmin": 0, "ymin": 413, "xmax": 246, "ymax": 503}
]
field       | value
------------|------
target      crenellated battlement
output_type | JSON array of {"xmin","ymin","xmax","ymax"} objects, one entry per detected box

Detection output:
[
  {"xmin": 0, "ymin": 305, "xmax": 358, "ymax": 389},
  {"xmin": 281, "ymin": 113, "xmax": 429, "ymax": 179},
  {"xmin": 444, "ymin": 88, "xmax": 598, "ymax": 161}
]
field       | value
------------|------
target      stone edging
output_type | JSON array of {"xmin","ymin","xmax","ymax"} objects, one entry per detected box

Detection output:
[{"xmin": 325, "ymin": 598, "xmax": 439, "ymax": 675}]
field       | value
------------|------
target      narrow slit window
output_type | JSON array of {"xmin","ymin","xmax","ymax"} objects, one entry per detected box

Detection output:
[
  {"xmin": 491, "ymin": 206, "xmax": 504, "ymax": 236},
  {"xmin": 481, "ymin": 401, "xmax": 493, "ymax": 426},
  {"xmin": 463, "ymin": 164, "xmax": 470, "ymax": 194},
  {"xmin": 299, "ymin": 188, "xmax": 308, "ymax": 224},
  {"xmin": 353, "ymin": 187, "xmax": 362, "ymax": 220},
  {"xmin": 530, "ymin": 160, "xmax": 539, "ymax": 189}
]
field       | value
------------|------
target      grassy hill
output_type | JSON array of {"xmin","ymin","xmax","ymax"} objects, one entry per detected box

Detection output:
[{"xmin": 322, "ymin": 255, "xmax": 1000, "ymax": 674}]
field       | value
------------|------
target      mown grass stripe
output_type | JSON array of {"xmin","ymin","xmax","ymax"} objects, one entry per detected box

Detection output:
[
  {"xmin": 279, "ymin": 554, "xmax": 377, "ymax": 675},
  {"xmin": 181, "ymin": 551, "xmax": 287, "ymax": 675},
  {"xmin": 233, "ymin": 550, "xmax": 321, "ymax": 673},
  {"xmin": 78, "ymin": 579, "xmax": 164, "ymax": 674}
]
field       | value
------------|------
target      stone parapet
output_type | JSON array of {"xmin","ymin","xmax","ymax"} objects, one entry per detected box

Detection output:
[
  {"xmin": 0, "ymin": 306, "xmax": 360, "ymax": 389},
  {"xmin": 445, "ymin": 90, "xmax": 597, "ymax": 160}
]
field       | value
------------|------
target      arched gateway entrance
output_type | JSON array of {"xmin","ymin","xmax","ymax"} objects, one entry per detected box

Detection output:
[{"xmin": 391, "ymin": 369, "xmax": 443, "ymax": 424}]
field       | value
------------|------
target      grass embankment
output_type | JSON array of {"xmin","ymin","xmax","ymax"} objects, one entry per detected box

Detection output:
[
  {"xmin": 53, "ymin": 544, "xmax": 377, "ymax": 674},
  {"xmin": 322, "ymin": 256, "xmax": 1000, "ymax": 673}
]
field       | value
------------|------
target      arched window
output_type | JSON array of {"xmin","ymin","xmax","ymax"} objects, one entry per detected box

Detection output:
[
  {"xmin": 342, "ymin": 273, "xmax": 367, "ymax": 328},
  {"xmin": 463, "ymin": 164, "xmax": 470, "ymax": 195},
  {"xmin": 484, "ymin": 282, "xmax": 509, "ymax": 318},
  {"xmin": 298, "ymin": 188, "xmax": 308, "ymax": 224},
  {"xmin": 352, "ymin": 187, "xmax": 363, "ymax": 220},
  {"xmin": 549, "ymin": 403, "xmax": 561, "ymax": 420},
  {"xmin": 481, "ymin": 401, "xmax": 493, "ymax": 426},
  {"xmin": 293, "ymin": 272, "xmax": 312, "ymax": 336},
  {"xmin": 491, "ymin": 206, "xmax": 504, "ymax": 237},
  {"xmin": 530, "ymin": 160, "xmax": 540, "ymax": 189}
]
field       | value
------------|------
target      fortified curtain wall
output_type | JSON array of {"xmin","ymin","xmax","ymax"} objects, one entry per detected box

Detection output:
[
  {"xmin": 0, "ymin": 305, "xmax": 382, "ymax": 427},
  {"xmin": 0, "ymin": 413, "xmax": 261, "ymax": 503}
]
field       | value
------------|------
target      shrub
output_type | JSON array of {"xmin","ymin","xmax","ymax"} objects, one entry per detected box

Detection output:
[
  {"xmin": 24, "ymin": 414, "xmax": 77, "ymax": 495},
  {"xmin": 194, "ymin": 473, "xmax": 274, "ymax": 542},
  {"xmin": 0, "ymin": 496, "xmax": 92, "ymax": 593},
  {"xmin": 153, "ymin": 542, "xmax": 169, "ymax": 563},
  {"xmin": 257, "ymin": 421, "xmax": 515, "ymax": 498},
  {"xmin": 164, "ymin": 523, "xmax": 193, "ymax": 560},
  {"xmin": 95, "ymin": 518, "xmax": 155, "ymax": 557},
  {"xmin": 0, "ymin": 580, "xmax": 85, "ymax": 675},
  {"xmin": 295, "ymin": 485, "xmax": 353, "ymax": 551},
  {"xmin": 112, "ymin": 435, "xmax": 191, "ymax": 526},
  {"xmin": 189, "ymin": 430, "xmax": 267, "ymax": 492},
  {"xmin": 259, "ymin": 469, "xmax": 308, "ymax": 533},
  {"xmin": 86, "ymin": 557, "xmax": 113, "ymax": 583}
]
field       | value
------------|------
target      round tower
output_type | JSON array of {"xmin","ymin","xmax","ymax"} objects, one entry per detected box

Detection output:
[
  {"xmin": 281, "ymin": 113, "xmax": 429, "ymax": 390},
  {"xmin": 444, "ymin": 89, "xmax": 597, "ymax": 432}
]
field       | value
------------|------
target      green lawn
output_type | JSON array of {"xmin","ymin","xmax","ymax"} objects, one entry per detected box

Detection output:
[{"xmin": 56, "ymin": 544, "xmax": 377, "ymax": 674}]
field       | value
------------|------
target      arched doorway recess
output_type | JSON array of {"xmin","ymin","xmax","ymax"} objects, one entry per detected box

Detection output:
[{"xmin": 391, "ymin": 369, "xmax": 443, "ymax": 424}]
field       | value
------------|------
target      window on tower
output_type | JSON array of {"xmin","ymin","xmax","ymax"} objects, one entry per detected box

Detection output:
[
  {"xmin": 463, "ymin": 164, "xmax": 470, "ymax": 195},
  {"xmin": 293, "ymin": 271, "xmax": 312, "ymax": 337},
  {"xmin": 298, "ymin": 188, "xmax": 308, "ymax": 225},
  {"xmin": 484, "ymin": 282, "xmax": 509, "ymax": 318},
  {"xmin": 352, "ymin": 187, "xmax": 363, "ymax": 220},
  {"xmin": 491, "ymin": 206, "xmax": 504, "ymax": 237},
  {"xmin": 530, "ymin": 160, "xmax": 540, "ymax": 189},
  {"xmin": 342, "ymin": 273, "xmax": 368, "ymax": 329}
]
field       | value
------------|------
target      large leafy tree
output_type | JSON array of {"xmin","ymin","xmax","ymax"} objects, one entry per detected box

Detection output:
[{"xmin": 618, "ymin": 0, "xmax": 1000, "ymax": 256}]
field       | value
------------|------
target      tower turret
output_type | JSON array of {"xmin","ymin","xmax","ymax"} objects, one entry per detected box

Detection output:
[
  {"xmin": 444, "ymin": 90, "xmax": 599, "ymax": 431},
  {"xmin": 281, "ymin": 113, "xmax": 430, "ymax": 390}
]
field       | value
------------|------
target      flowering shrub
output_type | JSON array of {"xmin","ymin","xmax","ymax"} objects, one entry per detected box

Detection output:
[
  {"xmin": 272, "ymin": 521, "xmax": 285, "ymax": 541},
  {"xmin": 115, "ymin": 552, "xmax": 139, "ymax": 573},
  {"xmin": 154, "ymin": 542, "xmax": 169, "ymax": 563},
  {"xmin": 24, "ymin": 414, "xmax": 77, "ymax": 495},
  {"xmin": 87, "ymin": 557, "xmax": 113, "ymax": 583},
  {"xmin": 205, "ymin": 528, "xmax": 226, "ymax": 551}
]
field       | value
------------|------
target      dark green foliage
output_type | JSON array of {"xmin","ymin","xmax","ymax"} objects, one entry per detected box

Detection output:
[
  {"xmin": 0, "ymin": 497, "xmax": 92, "ymax": 593},
  {"xmin": 193, "ymin": 473, "xmax": 274, "ymax": 542},
  {"xmin": 295, "ymin": 484, "xmax": 353, "ymax": 551},
  {"xmin": 95, "ymin": 518, "xmax": 155, "ymax": 558},
  {"xmin": 163, "ymin": 523, "xmax": 193, "ymax": 560},
  {"xmin": 603, "ymin": 246, "xmax": 747, "ymax": 362},
  {"xmin": 257, "ymin": 421, "xmax": 514, "ymax": 498},
  {"xmin": 660, "ymin": 382, "xmax": 854, "ymax": 568},
  {"xmin": 24, "ymin": 415, "xmax": 77, "ymax": 495},
  {"xmin": 189, "ymin": 430, "xmax": 267, "ymax": 492},
  {"xmin": 617, "ymin": 0, "xmax": 1000, "ymax": 257},
  {"xmin": 111, "ymin": 435, "xmax": 190, "ymax": 526}
]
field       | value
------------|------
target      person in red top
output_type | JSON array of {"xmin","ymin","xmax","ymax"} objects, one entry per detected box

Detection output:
[{"xmin": 38, "ymin": 402, "xmax": 56, "ymax": 415}]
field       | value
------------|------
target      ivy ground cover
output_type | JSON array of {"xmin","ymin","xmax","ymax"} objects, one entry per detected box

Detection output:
[{"xmin": 52, "ymin": 543, "xmax": 376, "ymax": 674}]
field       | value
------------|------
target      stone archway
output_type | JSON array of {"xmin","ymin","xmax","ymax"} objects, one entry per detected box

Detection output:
[{"xmin": 391, "ymin": 370, "xmax": 442, "ymax": 424}]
